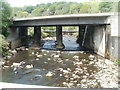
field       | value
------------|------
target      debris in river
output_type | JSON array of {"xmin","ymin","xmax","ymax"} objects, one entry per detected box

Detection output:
[
  {"xmin": 46, "ymin": 71, "xmax": 55, "ymax": 77},
  {"xmin": 20, "ymin": 61, "xmax": 26, "ymax": 65},
  {"xmin": 36, "ymin": 54, "xmax": 42, "ymax": 58},
  {"xmin": 54, "ymin": 55, "xmax": 60, "ymax": 58},
  {"xmin": 62, "ymin": 70, "xmax": 69, "ymax": 74},
  {"xmin": 32, "ymin": 52, "xmax": 35, "ymax": 55},
  {"xmin": 48, "ymin": 58, "xmax": 51, "ymax": 61},
  {"xmin": 73, "ymin": 55, "xmax": 79, "ymax": 59},
  {"xmin": 6, "ymin": 56, "xmax": 12, "ymax": 59},
  {"xmin": 20, "ymin": 47, "xmax": 25, "ymax": 51},
  {"xmin": 63, "ymin": 82, "xmax": 68, "ymax": 86},
  {"xmin": 74, "ymin": 62, "xmax": 82, "ymax": 65},
  {"xmin": 0, "ymin": 61, "xmax": 5, "ymax": 66},
  {"xmin": 89, "ymin": 55, "xmax": 95, "ymax": 60},
  {"xmin": 65, "ymin": 59, "xmax": 69, "ymax": 61},
  {"xmin": 4, "ymin": 66, "xmax": 9, "ymax": 69},
  {"xmin": 25, "ymin": 48, "xmax": 29, "ymax": 51},
  {"xmin": 10, "ymin": 49, "xmax": 17, "ymax": 54},
  {"xmin": 56, "ymin": 51, "xmax": 61, "ymax": 54},
  {"xmin": 46, "ymin": 50, "xmax": 50, "ymax": 53},
  {"xmin": 36, "ymin": 58, "xmax": 39, "ymax": 61},
  {"xmin": 89, "ymin": 61, "xmax": 94, "ymax": 65},
  {"xmin": 25, "ymin": 64, "xmax": 33, "ymax": 69},
  {"xmin": 44, "ymin": 53, "xmax": 47, "ymax": 56},
  {"xmin": 67, "ymin": 68, "xmax": 71, "ymax": 72},
  {"xmin": 12, "ymin": 63, "xmax": 21, "ymax": 67},
  {"xmin": 41, "ymin": 50, "xmax": 45, "ymax": 52},
  {"xmin": 60, "ymin": 74, "xmax": 62, "ymax": 76},
  {"xmin": 16, "ymin": 48, "xmax": 21, "ymax": 51}
]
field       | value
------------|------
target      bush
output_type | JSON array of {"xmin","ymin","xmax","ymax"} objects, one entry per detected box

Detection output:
[
  {"xmin": 0, "ymin": 34, "xmax": 10, "ymax": 56},
  {"xmin": 115, "ymin": 60, "xmax": 120, "ymax": 66}
]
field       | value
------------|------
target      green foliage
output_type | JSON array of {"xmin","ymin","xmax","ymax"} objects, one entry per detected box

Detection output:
[
  {"xmin": 112, "ymin": 2, "xmax": 120, "ymax": 12},
  {"xmin": 63, "ymin": 26, "xmax": 78, "ymax": 31},
  {"xmin": 0, "ymin": 34, "xmax": 10, "ymax": 56},
  {"xmin": 16, "ymin": 11, "xmax": 29, "ymax": 18},
  {"xmin": 13, "ymin": 1, "xmax": 114, "ymax": 18},
  {"xmin": 41, "ymin": 31, "xmax": 49, "ymax": 38},
  {"xmin": 41, "ymin": 27, "xmax": 55, "ymax": 37},
  {"xmin": 99, "ymin": 2, "xmax": 113, "ymax": 13},
  {"xmin": 1, "ymin": 0, "xmax": 13, "ymax": 37},
  {"xmin": 115, "ymin": 60, "xmax": 120, "ymax": 66},
  {"xmin": 80, "ymin": 2, "xmax": 99, "ymax": 13},
  {"xmin": 28, "ymin": 27, "xmax": 34, "ymax": 37}
]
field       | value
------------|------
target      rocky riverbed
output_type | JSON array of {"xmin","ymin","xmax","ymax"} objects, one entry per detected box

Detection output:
[{"xmin": 0, "ymin": 48, "xmax": 118, "ymax": 88}]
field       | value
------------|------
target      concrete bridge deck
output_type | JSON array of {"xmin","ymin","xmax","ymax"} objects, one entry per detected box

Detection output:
[{"xmin": 13, "ymin": 13, "xmax": 113, "ymax": 27}]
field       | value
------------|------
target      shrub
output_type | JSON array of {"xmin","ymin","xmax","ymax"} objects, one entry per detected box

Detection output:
[
  {"xmin": 115, "ymin": 60, "xmax": 120, "ymax": 66},
  {"xmin": 0, "ymin": 34, "xmax": 10, "ymax": 56}
]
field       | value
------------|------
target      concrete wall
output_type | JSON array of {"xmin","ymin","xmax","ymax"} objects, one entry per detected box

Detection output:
[
  {"xmin": 93, "ymin": 26, "xmax": 106, "ymax": 57},
  {"xmin": 83, "ymin": 13, "xmax": 119, "ymax": 61},
  {"xmin": 109, "ymin": 13, "xmax": 119, "ymax": 61},
  {"xmin": 7, "ymin": 27, "xmax": 28, "ymax": 49},
  {"xmin": 7, "ymin": 27, "xmax": 19, "ymax": 41},
  {"xmin": 83, "ymin": 25, "xmax": 106, "ymax": 57}
]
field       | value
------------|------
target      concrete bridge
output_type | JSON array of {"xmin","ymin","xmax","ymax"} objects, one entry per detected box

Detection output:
[{"xmin": 7, "ymin": 13, "xmax": 119, "ymax": 60}]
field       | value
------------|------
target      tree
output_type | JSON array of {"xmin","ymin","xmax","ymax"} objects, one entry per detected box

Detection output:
[
  {"xmin": 16, "ymin": 11, "xmax": 29, "ymax": 18},
  {"xmin": 69, "ymin": 3, "xmax": 81, "ymax": 14},
  {"xmin": 80, "ymin": 2, "xmax": 99, "ymax": 13},
  {"xmin": 99, "ymin": 2, "xmax": 113, "ymax": 13},
  {"xmin": 0, "ymin": 0, "xmax": 12, "ymax": 56},
  {"xmin": 1, "ymin": 0, "xmax": 13, "ymax": 37}
]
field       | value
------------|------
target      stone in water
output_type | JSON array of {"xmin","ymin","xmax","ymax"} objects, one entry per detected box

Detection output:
[
  {"xmin": 46, "ymin": 72, "xmax": 54, "ymax": 77},
  {"xmin": 26, "ymin": 64, "xmax": 33, "ymax": 69}
]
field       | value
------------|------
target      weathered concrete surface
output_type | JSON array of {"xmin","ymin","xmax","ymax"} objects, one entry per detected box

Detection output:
[
  {"xmin": 56, "ymin": 26, "xmax": 65, "ymax": 49},
  {"xmin": 82, "ymin": 13, "xmax": 119, "ymax": 60},
  {"xmin": 7, "ymin": 27, "xmax": 28, "ymax": 49},
  {"xmin": 110, "ymin": 13, "xmax": 120, "ymax": 60},
  {"xmin": 13, "ymin": 13, "xmax": 112, "ymax": 26},
  {"xmin": 93, "ymin": 25, "xmax": 106, "ymax": 57},
  {"xmin": 7, "ymin": 28, "xmax": 19, "ymax": 41}
]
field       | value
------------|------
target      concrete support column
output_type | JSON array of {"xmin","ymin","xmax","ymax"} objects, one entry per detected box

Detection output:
[
  {"xmin": 19, "ymin": 27, "xmax": 28, "ymax": 46},
  {"xmin": 76, "ymin": 26, "xmax": 85, "ymax": 45},
  {"xmin": 19, "ymin": 27, "xmax": 28, "ymax": 39},
  {"xmin": 56, "ymin": 26, "xmax": 65, "ymax": 49},
  {"xmin": 34, "ymin": 26, "xmax": 41, "ymax": 46}
]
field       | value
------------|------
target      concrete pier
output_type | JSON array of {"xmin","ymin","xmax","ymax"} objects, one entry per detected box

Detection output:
[
  {"xmin": 33, "ymin": 26, "xmax": 41, "ymax": 46},
  {"xmin": 19, "ymin": 27, "xmax": 28, "ymax": 46},
  {"xmin": 56, "ymin": 26, "xmax": 65, "ymax": 49},
  {"xmin": 76, "ymin": 26, "xmax": 86, "ymax": 45}
]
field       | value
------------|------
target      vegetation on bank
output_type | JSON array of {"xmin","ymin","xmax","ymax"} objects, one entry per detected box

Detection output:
[
  {"xmin": 115, "ymin": 60, "xmax": 120, "ymax": 66},
  {"xmin": 0, "ymin": 0, "xmax": 12, "ymax": 57}
]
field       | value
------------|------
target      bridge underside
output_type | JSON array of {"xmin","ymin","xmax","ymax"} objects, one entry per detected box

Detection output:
[{"xmin": 8, "ymin": 24, "xmax": 110, "ymax": 58}]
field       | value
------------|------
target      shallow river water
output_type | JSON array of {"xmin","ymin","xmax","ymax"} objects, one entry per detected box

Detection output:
[{"xmin": 0, "ymin": 35, "xmax": 118, "ymax": 88}]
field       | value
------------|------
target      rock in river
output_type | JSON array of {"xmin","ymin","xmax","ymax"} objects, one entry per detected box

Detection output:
[
  {"xmin": 25, "ymin": 64, "xmax": 33, "ymax": 69},
  {"xmin": 12, "ymin": 63, "xmax": 21, "ymax": 67},
  {"xmin": 46, "ymin": 71, "xmax": 55, "ymax": 77}
]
